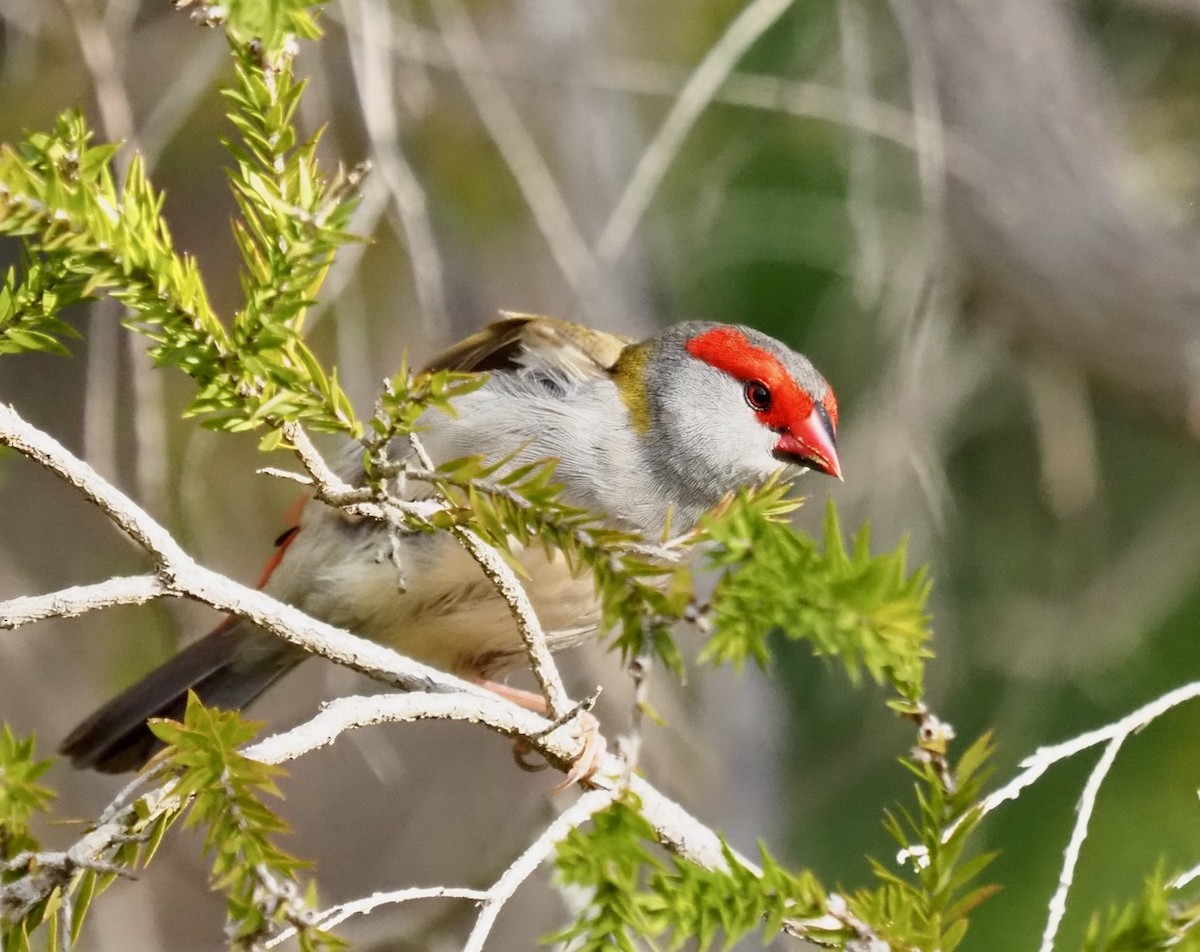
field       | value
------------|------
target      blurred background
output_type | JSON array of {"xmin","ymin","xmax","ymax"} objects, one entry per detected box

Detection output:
[{"xmin": 3, "ymin": 0, "xmax": 1200, "ymax": 948}]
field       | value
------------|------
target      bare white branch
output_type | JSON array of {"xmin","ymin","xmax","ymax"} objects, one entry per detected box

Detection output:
[
  {"xmin": 0, "ymin": 402, "xmax": 516, "ymax": 710},
  {"xmin": 0, "ymin": 575, "xmax": 165, "ymax": 629},
  {"xmin": 243, "ymin": 691, "xmax": 766, "ymax": 878},
  {"xmin": 975, "ymin": 679, "xmax": 1200, "ymax": 824},
  {"xmin": 1038, "ymin": 736, "xmax": 1125, "ymax": 952},
  {"xmin": 408, "ymin": 431, "xmax": 572, "ymax": 719},
  {"xmin": 265, "ymin": 887, "xmax": 490, "ymax": 948},
  {"xmin": 239, "ymin": 691, "xmax": 865, "ymax": 945},
  {"xmin": 243, "ymin": 693, "xmax": 579, "ymax": 767},
  {"xmin": 463, "ymin": 788, "xmax": 618, "ymax": 952}
]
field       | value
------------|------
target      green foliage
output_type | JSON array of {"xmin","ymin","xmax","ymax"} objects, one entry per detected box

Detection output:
[
  {"xmin": 217, "ymin": 0, "xmax": 325, "ymax": 57},
  {"xmin": 0, "ymin": 48, "xmax": 362, "ymax": 444},
  {"xmin": 0, "ymin": 111, "xmax": 221, "ymax": 365},
  {"xmin": 1083, "ymin": 867, "xmax": 1200, "ymax": 951},
  {"xmin": 700, "ymin": 492, "xmax": 932, "ymax": 703},
  {"xmin": 217, "ymin": 46, "xmax": 360, "ymax": 445},
  {"xmin": 849, "ymin": 732, "xmax": 999, "ymax": 951},
  {"xmin": 0, "ymin": 728, "xmax": 53, "ymax": 863},
  {"xmin": 0, "ymin": 257, "xmax": 85, "ymax": 355},
  {"xmin": 150, "ymin": 694, "xmax": 344, "ymax": 950},
  {"xmin": 552, "ymin": 798, "xmax": 829, "ymax": 951}
]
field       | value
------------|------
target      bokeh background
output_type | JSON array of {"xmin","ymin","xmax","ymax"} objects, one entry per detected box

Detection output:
[{"xmin": 3, "ymin": 0, "xmax": 1200, "ymax": 948}]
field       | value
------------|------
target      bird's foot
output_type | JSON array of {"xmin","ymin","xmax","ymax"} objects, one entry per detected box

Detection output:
[
  {"xmin": 547, "ymin": 709, "xmax": 606, "ymax": 794},
  {"xmin": 473, "ymin": 679, "xmax": 605, "ymax": 791}
]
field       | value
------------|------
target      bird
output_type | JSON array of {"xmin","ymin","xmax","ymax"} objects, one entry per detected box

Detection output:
[{"xmin": 60, "ymin": 314, "xmax": 841, "ymax": 774}]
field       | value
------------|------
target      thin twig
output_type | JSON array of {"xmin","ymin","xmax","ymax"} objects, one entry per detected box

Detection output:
[
  {"xmin": 1172, "ymin": 863, "xmax": 1200, "ymax": 890},
  {"xmin": 462, "ymin": 788, "xmax": 618, "ymax": 952},
  {"xmin": 1038, "ymin": 736, "xmax": 1125, "ymax": 952},
  {"xmin": 408, "ymin": 431, "xmax": 572, "ymax": 718},
  {"xmin": 616, "ymin": 651, "xmax": 653, "ymax": 774},
  {"xmin": 971, "ymin": 679, "xmax": 1200, "ymax": 827},
  {"xmin": 265, "ymin": 887, "xmax": 490, "ymax": 947},
  {"xmin": 0, "ymin": 575, "xmax": 166, "ymax": 629}
]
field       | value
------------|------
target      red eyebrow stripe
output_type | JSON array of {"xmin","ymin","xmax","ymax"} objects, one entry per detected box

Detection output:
[
  {"xmin": 821, "ymin": 391, "xmax": 838, "ymax": 429},
  {"xmin": 686, "ymin": 326, "xmax": 817, "ymax": 433}
]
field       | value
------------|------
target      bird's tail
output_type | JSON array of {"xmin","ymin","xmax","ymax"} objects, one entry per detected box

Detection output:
[{"xmin": 60, "ymin": 617, "xmax": 304, "ymax": 774}]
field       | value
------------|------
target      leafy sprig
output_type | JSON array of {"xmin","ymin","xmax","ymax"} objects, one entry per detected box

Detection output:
[
  {"xmin": 1083, "ymin": 867, "xmax": 1200, "ymax": 952},
  {"xmin": 217, "ymin": 45, "xmax": 361, "ymax": 445},
  {"xmin": 0, "ymin": 41, "xmax": 363, "ymax": 445},
  {"xmin": 0, "ymin": 256, "xmax": 86, "ymax": 356},
  {"xmin": 850, "ymin": 732, "xmax": 999, "ymax": 951},
  {"xmin": 700, "ymin": 493, "xmax": 932, "ymax": 704},
  {"xmin": 0, "ymin": 728, "xmax": 53, "ymax": 864},
  {"xmin": 0, "ymin": 111, "xmax": 224, "ymax": 369},
  {"xmin": 150, "ymin": 694, "xmax": 343, "ymax": 951},
  {"xmin": 552, "ymin": 798, "xmax": 829, "ymax": 952}
]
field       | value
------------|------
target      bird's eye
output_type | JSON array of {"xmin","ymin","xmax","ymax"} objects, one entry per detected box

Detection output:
[{"xmin": 744, "ymin": 380, "xmax": 772, "ymax": 412}]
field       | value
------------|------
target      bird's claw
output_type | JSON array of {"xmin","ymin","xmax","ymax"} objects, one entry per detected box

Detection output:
[
  {"xmin": 550, "ymin": 711, "xmax": 606, "ymax": 794},
  {"xmin": 510, "ymin": 709, "xmax": 607, "ymax": 793},
  {"xmin": 512, "ymin": 738, "xmax": 549, "ymax": 772}
]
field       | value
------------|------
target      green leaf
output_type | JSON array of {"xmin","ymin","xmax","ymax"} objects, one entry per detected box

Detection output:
[
  {"xmin": 1083, "ymin": 865, "xmax": 1200, "ymax": 952},
  {"xmin": 848, "ymin": 736, "xmax": 998, "ymax": 950},
  {"xmin": 551, "ymin": 799, "xmax": 831, "ymax": 951},
  {"xmin": 221, "ymin": 0, "xmax": 325, "ymax": 60},
  {"xmin": 148, "ymin": 693, "xmax": 341, "ymax": 948},
  {"xmin": 700, "ymin": 494, "xmax": 932, "ymax": 702},
  {"xmin": 0, "ymin": 725, "xmax": 55, "ymax": 861}
]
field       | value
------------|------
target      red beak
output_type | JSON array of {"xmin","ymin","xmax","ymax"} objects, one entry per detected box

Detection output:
[{"xmin": 775, "ymin": 405, "xmax": 842, "ymax": 480}]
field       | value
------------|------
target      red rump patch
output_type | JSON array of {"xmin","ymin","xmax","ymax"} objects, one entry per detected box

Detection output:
[{"xmin": 686, "ymin": 326, "xmax": 830, "ymax": 433}]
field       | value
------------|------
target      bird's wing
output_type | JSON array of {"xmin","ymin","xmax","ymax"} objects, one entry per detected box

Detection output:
[{"xmin": 421, "ymin": 312, "xmax": 633, "ymax": 381}]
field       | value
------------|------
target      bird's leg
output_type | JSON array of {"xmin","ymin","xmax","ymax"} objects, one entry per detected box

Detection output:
[
  {"xmin": 474, "ymin": 679, "xmax": 550, "ymax": 715},
  {"xmin": 472, "ymin": 678, "xmax": 606, "ymax": 790}
]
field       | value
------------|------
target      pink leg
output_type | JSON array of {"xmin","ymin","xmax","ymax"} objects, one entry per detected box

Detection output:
[{"xmin": 474, "ymin": 679, "xmax": 549, "ymax": 714}]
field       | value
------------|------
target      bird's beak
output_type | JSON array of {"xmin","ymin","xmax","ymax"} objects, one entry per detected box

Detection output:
[{"xmin": 776, "ymin": 405, "xmax": 842, "ymax": 480}]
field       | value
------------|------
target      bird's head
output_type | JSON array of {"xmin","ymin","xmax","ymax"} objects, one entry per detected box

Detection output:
[{"xmin": 616, "ymin": 322, "xmax": 840, "ymax": 507}]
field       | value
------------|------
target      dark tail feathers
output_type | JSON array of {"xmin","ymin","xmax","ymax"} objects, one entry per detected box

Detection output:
[{"xmin": 60, "ymin": 618, "xmax": 304, "ymax": 774}]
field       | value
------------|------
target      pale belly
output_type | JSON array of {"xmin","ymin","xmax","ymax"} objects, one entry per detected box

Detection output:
[{"xmin": 268, "ymin": 520, "xmax": 600, "ymax": 678}]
